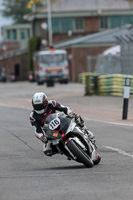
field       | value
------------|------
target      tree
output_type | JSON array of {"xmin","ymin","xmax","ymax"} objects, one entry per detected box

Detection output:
[
  {"xmin": 0, "ymin": 0, "xmax": 30, "ymax": 23},
  {"xmin": 27, "ymin": 0, "xmax": 45, "ymax": 9},
  {"xmin": 0, "ymin": 0, "xmax": 43, "ymax": 24}
]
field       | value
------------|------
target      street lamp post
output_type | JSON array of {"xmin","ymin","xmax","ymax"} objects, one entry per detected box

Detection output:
[{"xmin": 47, "ymin": 0, "xmax": 52, "ymax": 45}]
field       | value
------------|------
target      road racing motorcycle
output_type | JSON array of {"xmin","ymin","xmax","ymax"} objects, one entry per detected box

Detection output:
[{"xmin": 43, "ymin": 112, "xmax": 101, "ymax": 168}]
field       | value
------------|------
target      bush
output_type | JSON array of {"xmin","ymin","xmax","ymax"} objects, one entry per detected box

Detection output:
[{"xmin": 28, "ymin": 36, "xmax": 41, "ymax": 71}]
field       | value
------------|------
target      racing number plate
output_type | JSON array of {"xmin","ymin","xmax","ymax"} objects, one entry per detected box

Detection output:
[{"xmin": 49, "ymin": 118, "xmax": 60, "ymax": 130}]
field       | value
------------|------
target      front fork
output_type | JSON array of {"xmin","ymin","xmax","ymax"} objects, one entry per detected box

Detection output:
[{"xmin": 64, "ymin": 137, "xmax": 92, "ymax": 159}]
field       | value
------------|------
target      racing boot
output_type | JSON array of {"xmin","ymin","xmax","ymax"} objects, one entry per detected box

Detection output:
[
  {"xmin": 43, "ymin": 140, "xmax": 59, "ymax": 156},
  {"xmin": 43, "ymin": 140, "xmax": 53, "ymax": 156},
  {"xmin": 82, "ymin": 127, "xmax": 95, "ymax": 144}
]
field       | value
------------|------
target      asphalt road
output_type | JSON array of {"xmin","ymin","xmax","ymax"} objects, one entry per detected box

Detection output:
[{"xmin": 0, "ymin": 82, "xmax": 133, "ymax": 200}]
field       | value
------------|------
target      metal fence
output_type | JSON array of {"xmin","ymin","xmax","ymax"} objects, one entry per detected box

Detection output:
[
  {"xmin": 87, "ymin": 54, "xmax": 122, "ymax": 74},
  {"xmin": 121, "ymin": 43, "xmax": 133, "ymax": 75},
  {"xmin": 87, "ymin": 43, "xmax": 133, "ymax": 75}
]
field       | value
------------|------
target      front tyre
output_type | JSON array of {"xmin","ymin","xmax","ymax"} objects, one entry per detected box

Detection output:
[
  {"xmin": 93, "ymin": 153, "xmax": 101, "ymax": 165},
  {"xmin": 67, "ymin": 140, "xmax": 94, "ymax": 168}
]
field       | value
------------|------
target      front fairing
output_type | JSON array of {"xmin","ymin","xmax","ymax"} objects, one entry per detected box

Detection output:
[
  {"xmin": 44, "ymin": 112, "xmax": 72, "ymax": 137},
  {"xmin": 45, "ymin": 128, "xmax": 62, "ymax": 140}
]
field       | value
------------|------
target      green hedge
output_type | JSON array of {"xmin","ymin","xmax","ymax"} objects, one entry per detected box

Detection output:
[{"xmin": 28, "ymin": 36, "xmax": 41, "ymax": 71}]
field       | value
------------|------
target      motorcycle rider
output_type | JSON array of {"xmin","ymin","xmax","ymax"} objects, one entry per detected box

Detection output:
[{"xmin": 29, "ymin": 92, "xmax": 95, "ymax": 156}]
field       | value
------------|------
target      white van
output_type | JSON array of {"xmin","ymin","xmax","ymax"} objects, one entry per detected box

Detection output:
[{"xmin": 34, "ymin": 48, "xmax": 69, "ymax": 85}]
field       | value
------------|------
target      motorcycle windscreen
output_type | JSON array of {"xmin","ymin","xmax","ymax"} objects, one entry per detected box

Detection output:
[
  {"xmin": 45, "ymin": 113, "xmax": 57, "ymax": 123},
  {"xmin": 60, "ymin": 117, "xmax": 71, "ymax": 134}
]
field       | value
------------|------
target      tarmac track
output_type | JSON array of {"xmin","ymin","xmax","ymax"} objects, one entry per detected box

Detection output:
[{"xmin": 0, "ymin": 82, "xmax": 133, "ymax": 200}]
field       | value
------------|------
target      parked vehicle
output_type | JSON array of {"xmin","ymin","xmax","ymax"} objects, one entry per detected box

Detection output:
[
  {"xmin": 43, "ymin": 112, "xmax": 101, "ymax": 168},
  {"xmin": 34, "ymin": 48, "xmax": 69, "ymax": 86},
  {"xmin": 0, "ymin": 68, "xmax": 6, "ymax": 82}
]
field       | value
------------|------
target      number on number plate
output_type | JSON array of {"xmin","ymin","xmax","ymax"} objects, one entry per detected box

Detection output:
[{"xmin": 49, "ymin": 118, "xmax": 60, "ymax": 130}]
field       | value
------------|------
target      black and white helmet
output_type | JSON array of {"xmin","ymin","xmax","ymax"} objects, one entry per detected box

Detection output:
[{"xmin": 32, "ymin": 92, "xmax": 48, "ymax": 114}]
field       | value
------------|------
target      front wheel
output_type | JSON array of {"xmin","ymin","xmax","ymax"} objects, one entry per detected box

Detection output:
[
  {"xmin": 93, "ymin": 153, "xmax": 101, "ymax": 165},
  {"xmin": 67, "ymin": 140, "xmax": 94, "ymax": 168}
]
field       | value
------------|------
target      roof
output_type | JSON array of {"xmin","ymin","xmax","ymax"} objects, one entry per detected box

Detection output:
[
  {"xmin": 24, "ymin": 0, "xmax": 133, "ymax": 20},
  {"xmin": 54, "ymin": 25, "xmax": 133, "ymax": 48},
  {"xmin": 2, "ymin": 23, "xmax": 32, "ymax": 30},
  {"xmin": 0, "ymin": 48, "xmax": 27, "ymax": 60},
  {"xmin": 43, "ymin": 0, "xmax": 133, "ymax": 13}
]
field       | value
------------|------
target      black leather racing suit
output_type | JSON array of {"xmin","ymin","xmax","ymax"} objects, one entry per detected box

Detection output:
[{"xmin": 29, "ymin": 100, "xmax": 78, "ymax": 141}]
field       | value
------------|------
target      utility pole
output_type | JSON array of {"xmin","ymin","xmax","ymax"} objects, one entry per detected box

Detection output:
[{"xmin": 47, "ymin": 0, "xmax": 52, "ymax": 45}]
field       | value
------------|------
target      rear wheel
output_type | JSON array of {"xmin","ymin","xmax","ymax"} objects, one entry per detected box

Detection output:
[
  {"xmin": 67, "ymin": 140, "xmax": 94, "ymax": 168},
  {"xmin": 46, "ymin": 80, "xmax": 54, "ymax": 87},
  {"xmin": 37, "ymin": 81, "xmax": 44, "ymax": 85}
]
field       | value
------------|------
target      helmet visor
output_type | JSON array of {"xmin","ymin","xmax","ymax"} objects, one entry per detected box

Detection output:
[
  {"xmin": 34, "ymin": 104, "xmax": 44, "ymax": 111},
  {"xmin": 33, "ymin": 101, "xmax": 48, "ymax": 111}
]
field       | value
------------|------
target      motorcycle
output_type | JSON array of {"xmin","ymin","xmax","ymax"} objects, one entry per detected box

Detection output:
[{"xmin": 43, "ymin": 112, "xmax": 101, "ymax": 168}]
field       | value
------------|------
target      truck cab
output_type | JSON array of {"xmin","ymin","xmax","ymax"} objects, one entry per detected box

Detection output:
[{"xmin": 34, "ymin": 48, "xmax": 69, "ymax": 85}]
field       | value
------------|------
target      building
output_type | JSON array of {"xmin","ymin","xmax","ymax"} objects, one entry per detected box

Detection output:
[
  {"xmin": 0, "ymin": 48, "xmax": 28, "ymax": 81},
  {"xmin": 24, "ymin": 0, "xmax": 133, "ymax": 45},
  {"xmin": 1, "ymin": 23, "xmax": 32, "ymax": 52},
  {"xmin": 0, "ymin": 23, "xmax": 32, "ymax": 81},
  {"xmin": 54, "ymin": 25, "xmax": 133, "ymax": 81}
]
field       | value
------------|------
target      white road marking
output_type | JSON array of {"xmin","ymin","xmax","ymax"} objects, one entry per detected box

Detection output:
[
  {"xmin": 84, "ymin": 117, "xmax": 133, "ymax": 127},
  {"xmin": 103, "ymin": 146, "xmax": 133, "ymax": 159}
]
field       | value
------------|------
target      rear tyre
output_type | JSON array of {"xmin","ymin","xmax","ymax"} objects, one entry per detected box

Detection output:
[
  {"xmin": 46, "ymin": 80, "xmax": 54, "ymax": 87},
  {"xmin": 67, "ymin": 140, "xmax": 94, "ymax": 168},
  {"xmin": 37, "ymin": 81, "xmax": 44, "ymax": 85},
  {"xmin": 64, "ymin": 79, "xmax": 68, "ymax": 84}
]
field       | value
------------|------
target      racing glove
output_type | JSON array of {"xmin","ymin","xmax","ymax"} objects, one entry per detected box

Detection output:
[
  {"xmin": 68, "ymin": 111, "xmax": 79, "ymax": 120},
  {"xmin": 40, "ymin": 135, "xmax": 48, "ymax": 143},
  {"xmin": 75, "ymin": 115, "xmax": 84, "ymax": 127}
]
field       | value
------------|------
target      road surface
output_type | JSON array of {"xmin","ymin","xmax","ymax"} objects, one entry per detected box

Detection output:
[{"xmin": 0, "ymin": 82, "xmax": 133, "ymax": 200}]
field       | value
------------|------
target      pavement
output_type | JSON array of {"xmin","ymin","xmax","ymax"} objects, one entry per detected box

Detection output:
[{"xmin": 71, "ymin": 95, "xmax": 133, "ymax": 126}]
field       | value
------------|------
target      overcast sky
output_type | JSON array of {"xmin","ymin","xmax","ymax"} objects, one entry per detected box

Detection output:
[{"xmin": 0, "ymin": 0, "xmax": 13, "ymax": 42}]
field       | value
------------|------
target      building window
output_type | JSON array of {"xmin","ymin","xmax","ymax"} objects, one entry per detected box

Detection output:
[
  {"xmin": 7, "ymin": 30, "xmax": 10, "ymax": 39},
  {"xmin": 110, "ymin": 16, "xmax": 122, "ymax": 28},
  {"xmin": 12, "ymin": 29, "xmax": 16, "ymax": 40},
  {"xmin": 6, "ymin": 29, "xmax": 16, "ymax": 40},
  {"xmin": 124, "ymin": 15, "xmax": 133, "ymax": 25},
  {"xmin": 52, "ymin": 18, "xmax": 60, "ymax": 33},
  {"xmin": 52, "ymin": 17, "xmax": 73, "ymax": 33},
  {"xmin": 20, "ymin": 31, "xmax": 26, "ymax": 39},
  {"xmin": 100, "ymin": 15, "xmax": 133, "ymax": 30},
  {"xmin": 61, "ymin": 18, "xmax": 73, "ymax": 32},
  {"xmin": 52, "ymin": 17, "xmax": 84, "ymax": 33},
  {"xmin": 100, "ymin": 17, "xmax": 108, "ymax": 30},
  {"xmin": 74, "ymin": 17, "xmax": 84, "ymax": 31}
]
